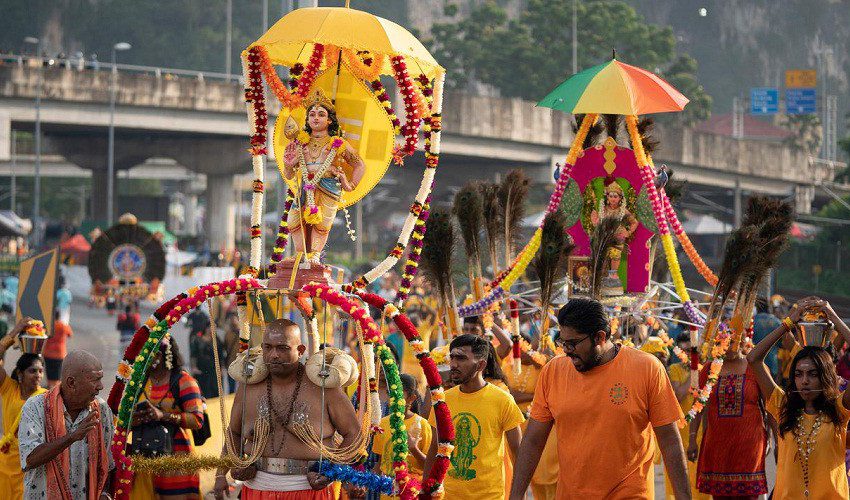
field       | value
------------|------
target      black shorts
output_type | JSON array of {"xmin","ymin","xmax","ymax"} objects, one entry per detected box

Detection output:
[{"xmin": 45, "ymin": 357, "xmax": 62, "ymax": 381}]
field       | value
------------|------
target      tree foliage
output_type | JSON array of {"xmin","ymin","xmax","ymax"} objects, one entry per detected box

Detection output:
[{"xmin": 426, "ymin": 0, "xmax": 711, "ymax": 124}]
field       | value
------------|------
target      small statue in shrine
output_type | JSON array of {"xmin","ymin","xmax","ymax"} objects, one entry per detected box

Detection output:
[{"xmin": 590, "ymin": 177, "xmax": 638, "ymax": 294}]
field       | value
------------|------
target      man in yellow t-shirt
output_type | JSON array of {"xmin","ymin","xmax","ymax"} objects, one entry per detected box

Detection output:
[
  {"xmin": 424, "ymin": 334, "xmax": 524, "ymax": 500},
  {"xmin": 509, "ymin": 298, "xmax": 689, "ymax": 500}
]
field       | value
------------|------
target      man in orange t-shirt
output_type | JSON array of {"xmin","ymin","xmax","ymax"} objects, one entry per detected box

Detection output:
[
  {"xmin": 509, "ymin": 298, "xmax": 691, "ymax": 499},
  {"xmin": 43, "ymin": 311, "xmax": 73, "ymax": 388}
]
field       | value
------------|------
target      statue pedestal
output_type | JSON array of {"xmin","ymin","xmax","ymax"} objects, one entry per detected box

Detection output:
[{"xmin": 267, "ymin": 258, "xmax": 333, "ymax": 290}]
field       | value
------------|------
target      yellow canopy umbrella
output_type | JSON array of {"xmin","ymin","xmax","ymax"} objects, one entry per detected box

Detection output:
[{"xmin": 247, "ymin": 5, "xmax": 444, "ymax": 79}]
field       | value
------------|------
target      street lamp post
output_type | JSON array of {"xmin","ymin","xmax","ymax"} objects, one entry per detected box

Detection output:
[
  {"xmin": 107, "ymin": 42, "xmax": 131, "ymax": 226},
  {"xmin": 23, "ymin": 36, "xmax": 41, "ymax": 246}
]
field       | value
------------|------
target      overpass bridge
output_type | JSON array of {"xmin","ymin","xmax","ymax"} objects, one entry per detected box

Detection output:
[{"xmin": 0, "ymin": 55, "xmax": 845, "ymax": 251}]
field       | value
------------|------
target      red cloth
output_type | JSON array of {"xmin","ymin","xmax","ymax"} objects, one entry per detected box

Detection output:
[
  {"xmin": 43, "ymin": 385, "xmax": 109, "ymax": 500},
  {"xmin": 43, "ymin": 321, "xmax": 73, "ymax": 360},
  {"xmin": 242, "ymin": 485, "xmax": 332, "ymax": 499},
  {"xmin": 696, "ymin": 365, "xmax": 768, "ymax": 496}
]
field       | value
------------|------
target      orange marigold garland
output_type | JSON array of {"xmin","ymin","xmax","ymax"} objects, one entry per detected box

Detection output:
[{"xmin": 257, "ymin": 44, "xmax": 324, "ymax": 110}]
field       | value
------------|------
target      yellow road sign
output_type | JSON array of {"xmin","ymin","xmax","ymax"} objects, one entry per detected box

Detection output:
[
  {"xmin": 16, "ymin": 248, "xmax": 59, "ymax": 334},
  {"xmin": 785, "ymin": 69, "xmax": 817, "ymax": 88}
]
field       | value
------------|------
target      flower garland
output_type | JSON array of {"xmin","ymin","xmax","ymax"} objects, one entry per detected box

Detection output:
[
  {"xmin": 112, "ymin": 320, "xmax": 168, "ymax": 498},
  {"xmin": 110, "ymin": 278, "xmax": 262, "ymax": 500},
  {"xmin": 510, "ymin": 300, "xmax": 521, "ymax": 374},
  {"xmin": 301, "ymin": 284, "xmax": 421, "ymax": 499},
  {"xmin": 626, "ymin": 116, "xmax": 701, "ymax": 319},
  {"xmin": 344, "ymin": 72, "xmax": 445, "ymax": 292},
  {"xmin": 355, "ymin": 292, "xmax": 455, "ymax": 498},
  {"xmin": 390, "ymin": 55, "xmax": 423, "ymax": 165},
  {"xmin": 242, "ymin": 48, "xmax": 268, "ymax": 273},
  {"xmin": 393, "ymin": 195, "xmax": 429, "ymax": 305},
  {"xmin": 342, "ymin": 48, "xmax": 386, "ymax": 83},
  {"xmin": 369, "ymin": 79, "xmax": 402, "ymax": 135},
  {"xmin": 392, "ymin": 80, "xmax": 436, "ymax": 306},
  {"xmin": 256, "ymin": 44, "xmax": 324, "ymax": 111},
  {"xmin": 269, "ymin": 187, "xmax": 297, "ymax": 276},
  {"xmin": 298, "ymin": 137, "xmax": 345, "ymax": 225},
  {"xmin": 686, "ymin": 326, "xmax": 731, "ymax": 422},
  {"xmin": 458, "ymin": 114, "xmax": 599, "ymax": 317}
]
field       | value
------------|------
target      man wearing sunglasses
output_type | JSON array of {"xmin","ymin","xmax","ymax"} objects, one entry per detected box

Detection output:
[{"xmin": 509, "ymin": 298, "xmax": 691, "ymax": 499}]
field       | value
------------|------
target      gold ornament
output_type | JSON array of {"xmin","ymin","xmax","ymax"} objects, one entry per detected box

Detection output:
[{"xmin": 304, "ymin": 88, "xmax": 335, "ymax": 113}]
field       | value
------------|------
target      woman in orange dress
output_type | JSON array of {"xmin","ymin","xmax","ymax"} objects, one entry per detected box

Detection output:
[{"xmin": 688, "ymin": 339, "xmax": 768, "ymax": 499}]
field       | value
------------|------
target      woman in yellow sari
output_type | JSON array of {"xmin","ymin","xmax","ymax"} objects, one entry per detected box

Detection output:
[{"xmin": 0, "ymin": 318, "xmax": 46, "ymax": 497}]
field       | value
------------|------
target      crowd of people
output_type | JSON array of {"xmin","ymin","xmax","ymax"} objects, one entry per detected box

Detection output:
[{"xmin": 0, "ymin": 284, "xmax": 847, "ymax": 499}]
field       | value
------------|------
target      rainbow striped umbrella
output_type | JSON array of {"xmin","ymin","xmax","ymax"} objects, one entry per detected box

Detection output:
[{"xmin": 538, "ymin": 58, "xmax": 689, "ymax": 115}]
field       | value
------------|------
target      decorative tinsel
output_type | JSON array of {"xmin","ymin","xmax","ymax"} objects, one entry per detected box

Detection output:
[{"xmin": 130, "ymin": 454, "xmax": 240, "ymax": 475}]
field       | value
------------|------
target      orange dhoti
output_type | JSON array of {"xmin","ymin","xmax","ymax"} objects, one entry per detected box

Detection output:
[{"xmin": 243, "ymin": 485, "xmax": 332, "ymax": 499}]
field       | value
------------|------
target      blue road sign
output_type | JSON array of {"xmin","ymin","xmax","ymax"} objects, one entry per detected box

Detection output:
[
  {"xmin": 786, "ymin": 88, "xmax": 817, "ymax": 114},
  {"xmin": 750, "ymin": 87, "xmax": 778, "ymax": 115}
]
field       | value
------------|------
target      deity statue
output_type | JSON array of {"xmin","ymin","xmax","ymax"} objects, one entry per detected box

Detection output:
[
  {"xmin": 589, "ymin": 177, "xmax": 638, "ymax": 293},
  {"xmin": 282, "ymin": 89, "xmax": 366, "ymax": 263}
]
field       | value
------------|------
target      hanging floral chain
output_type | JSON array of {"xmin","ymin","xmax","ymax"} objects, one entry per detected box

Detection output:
[
  {"xmin": 394, "ymin": 193, "xmax": 430, "ymax": 305},
  {"xmin": 269, "ymin": 187, "xmax": 297, "ymax": 276},
  {"xmin": 344, "ymin": 73, "xmax": 445, "ymax": 292},
  {"xmin": 686, "ymin": 326, "xmax": 731, "ymax": 422},
  {"xmin": 301, "ymin": 284, "xmax": 420, "ymax": 499},
  {"xmin": 390, "ymin": 55, "xmax": 422, "ymax": 165},
  {"xmin": 356, "ymin": 292, "xmax": 454, "ymax": 498},
  {"xmin": 256, "ymin": 44, "xmax": 324, "ymax": 110},
  {"xmin": 369, "ymin": 79, "xmax": 402, "ymax": 135},
  {"xmin": 662, "ymin": 192, "xmax": 718, "ymax": 286}
]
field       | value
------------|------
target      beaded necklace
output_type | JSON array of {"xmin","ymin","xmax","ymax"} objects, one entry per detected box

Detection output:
[{"xmin": 793, "ymin": 411, "xmax": 824, "ymax": 498}]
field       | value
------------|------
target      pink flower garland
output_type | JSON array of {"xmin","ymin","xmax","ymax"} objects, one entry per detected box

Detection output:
[
  {"xmin": 355, "ymin": 291, "xmax": 454, "ymax": 498},
  {"xmin": 301, "ymin": 284, "xmax": 426, "ymax": 499},
  {"xmin": 390, "ymin": 55, "xmax": 422, "ymax": 165},
  {"xmin": 110, "ymin": 278, "xmax": 262, "ymax": 500}
]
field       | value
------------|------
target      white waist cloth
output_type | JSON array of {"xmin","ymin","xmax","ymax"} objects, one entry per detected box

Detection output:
[{"xmin": 243, "ymin": 470, "xmax": 312, "ymax": 492}]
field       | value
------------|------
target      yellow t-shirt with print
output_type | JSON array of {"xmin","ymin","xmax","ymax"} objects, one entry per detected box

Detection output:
[
  {"xmin": 371, "ymin": 413, "xmax": 432, "ymax": 477},
  {"xmin": 428, "ymin": 383, "xmax": 525, "ymax": 500}
]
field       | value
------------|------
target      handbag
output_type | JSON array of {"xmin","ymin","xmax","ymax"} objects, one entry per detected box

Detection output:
[{"xmin": 130, "ymin": 420, "xmax": 175, "ymax": 457}]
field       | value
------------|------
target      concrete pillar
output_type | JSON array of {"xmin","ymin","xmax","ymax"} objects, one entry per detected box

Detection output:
[
  {"xmin": 0, "ymin": 113, "xmax": 10, "ymax": 161},
  {"xmin": 90, "ymin": 169, "xmax": 116, "ymax": 222},
  {"xmin": 206, "ymin": 174, "xmax": 236, "ymax": 253}
]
